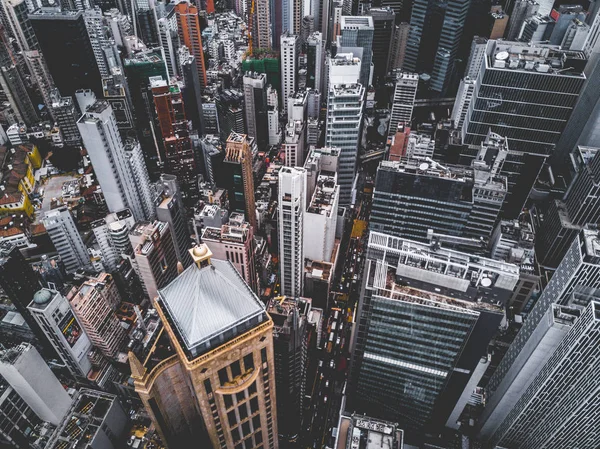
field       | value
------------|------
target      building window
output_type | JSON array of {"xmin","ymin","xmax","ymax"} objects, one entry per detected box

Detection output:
[
  {"xmin": 227, "ymin": 410, "xmax": 237, "ymax": 427},
  {"xmin": 204, "ymin": 379, "xmax": 212, "ymax": 394},
  {"xmin": 219, "ymin": 368, "xmax": 229, "ymax": 386},
  {"xmin": 231, "ymin": 360, "xmax": 242, "ymax": 378},
  {"xmin": 243, "ymin": 354, "xmax": 254, "ymax": 371}
]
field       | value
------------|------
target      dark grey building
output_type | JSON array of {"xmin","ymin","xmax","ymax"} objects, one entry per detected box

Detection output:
[
  {"xmin": 368, "ymin": 7, "xmax": 396, "ymax": 83},
  {"xmin": 339, "ymin": 16, "xmax": 374, "ymax": 87}
]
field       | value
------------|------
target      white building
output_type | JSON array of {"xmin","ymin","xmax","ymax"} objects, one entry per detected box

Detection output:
[
  {"xmin": 158, "ymin": 17, "xmax": 178, "ymax": 78},
  {"xmin": 388, "ymin": 71, "xmax": 418, "ymax": 137},
  {"xmin": 83, "ymin": 7, "xmax": 110, "ymax": 78},
  {"xmin": 77, "ymin": 91, "xmax": 155, "ymax": 222},
  {"xmin": 304, "ymin": 170, "xmax": 339, "ymax": 262},
  {"xmin": 283, "ymin": 120, "xmax": 306, "ymax": 167},
  {"xmin": 27, "ymin": 289, "xmax": 93, "ymax": 378},
  {"xmin": 0, "ymin": 343, "xmax": 72, "ymax": 426},
  {"xmin": 42, "ymin": 206, "xmax": 91, "ymax": 273},
  {"xmin": 267, "ymin": 86, "xmax": 281, "ymax": 145},
  {"xmin": 91, "ymin": 209, "xmax": 135, "ymax": 272},
  {"xmin": 278, "ymin": 167, "xmax": 307, "ymax": 297},
  {"xmin": 325, "ymin": 53, "xmax": 364, "ymax": 205},
  {"xmin": 280, "ymin": 32, "xmax": 299, "ymax": 116},
  {"xmin": 452, "ymin": 77, "xmax": 476, "ymax": 129},
  {"xmin": 406, "ymin": 133, "xmax": 435, "ymax": 158},
  {"xmin": 243, "ymin": 72, "xmax": 267, "ymax": 143}
]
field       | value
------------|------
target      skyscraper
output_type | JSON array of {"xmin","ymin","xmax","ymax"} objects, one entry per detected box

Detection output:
[
  {"xmin": 388, "ymin": 72, "xmax": 418, "ymax": 137},
  {"xmin": 91, "ymin": 209, "xmax": 136, "ymax": 272},
  {"xmin": 305, "ymin": 31, "xmax": 323, "ymax": 91},
  {"xmin": 368, "ymin": 7, "xmax": 396, "ymax": 83},
  {"xmin": 179, "ymin": 46, "xmax": 204, "ymax": 134},
  {"xmin": 66, "ymin": 273, "xmax": 127, "ymax": 358},
  {"xmin": 77, "ymin": 93, "xmax": 155, "ymax": 222},
  {"xmin": 49, "ymin": 90, "xmax": 82, "ymax": 147},
  {"xmin": 175, "ymin": 2, "xmax": 207, "ymax": 88},
  {"xmin": 338, "ymin": 16, "xmax": 374, "ymax": 87},
  {"xmin": 280, "ymin": 32, "xmax": 299, "ymax": 116},
  {"xmin": 243, "ymin": 72, "xmax": 269, "ymax": 150},
  {"xmin": 27, "ymin": 288, "xmax": 93, "ymax": 378},
  {"xmin": 325, "ymin": 53, "xmax": 365, "ymax": 205},
  {"xmin": 29, "ymin": 8, "xmax": 102, "ymax": 97},
  {"xmin": 42, "ymin": 206, "xmax": 91, "ymax": 274},
  {"xmin": 404, "ymin": 0, "xmax": 472, "ymax": 94},
  {"xmin": 223, "ymin": 132, "xmax": 258, "ymax": 230},
  {"xmin": 348, "ymin": 232, "xmax": 513, "ymax": 436},
  {"xmin": 506, "ymin": 0, "xmax": 539, "ymax": 40},
  {"xmin": 278, "ymin": 167, "xmax": 307, "ymax": 297},
  {"xmin": 130, "ymin": 244, "xmax": 279, "ymax": 449},
  {"xmin": 151, "ymin": 77, "xmax": 199, "ymax": 204}
]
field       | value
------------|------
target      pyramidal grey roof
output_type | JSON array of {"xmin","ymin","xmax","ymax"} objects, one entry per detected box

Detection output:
[{"xmin": 158, "ymin": 259, "xmax": 266, "ymax": 353}]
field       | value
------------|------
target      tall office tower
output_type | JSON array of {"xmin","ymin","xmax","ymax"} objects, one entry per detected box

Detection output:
[
  {"xmin": 331, "ymin": 0, "xmax": 344, "ymax": 41},
  {"xmin": 404, "ymin": 0, "xmax": 471, "ymax": 94},
  {"xmin": 135, "ymin": 5, "xmax": 160, "ymax": 48},
  {"xmin": 67, "ymin": 273, "xmax": 127, "ymax": 358},
  {"xmin": 130, "ymin": 244, "xmax": 279, "ymax": 449},
  {"xmin": 389, "ymin": 22, "xmax": 410, "ymax": 71},
  {"xmin": 283, "ymin": 120, "xmax": 306, "ymax": 167},
  {"xmin": 0, "ymin": 372, "xmax": 44, "ymax": 447},
  {"xmin": 465, "ymin": 36, "xmax": 487, "ymax": 80},
  {"xmin": 155, "ymin": 174, "xmax": 193, "ymax": 268},
  {"xmin": 223, "ymin": 132, "xmax": 258, "ymax": 230},
  {"xmin": 278, "ymin": 167, "xmax": 307, "ymax": 297},
  {"xmin": 217, "ymin": 89, "xmax": 245, "ymax": 143},
  {"xmin": 42, "ymin": 206, "xmax": 91, "ymax": 274},
  {"xmin": 49, "ymin": 90, "xmax": 81, "ymax": 146},
  {"xmin": 387, "ymin": 72, "xmax": 418, "ymax": 137},
  {"xmin": 462, "ymin": 41, "xmax": 586, "ymax": 215},
  {"xmin": 451, "ymin": 77, "xmax": 475, "ymax": 129},
  {"xmin": 303, "ymin": 160, "xmax": 339, "ymax": 262},
  {"xmin": 0, "ymin": 246, "xmax": 52, "ymax": 354},
  {"xmin": 251, "ymin": 0, "xmax": 272, "ymax": 49},
  {"xmin": 548, "ymin": 5, "xmax": 586, "ymax": 46},
  {"xmin": 0, "ymin": 0, "xmax": 38, "ymax": 77},
  {"xmin": 305, "ymin": 31, "xmax": 323, "ymax": 91},
  {"xmin": 479, "ymin": 228, "xmax": 600, "ymax": 441},
  {"xmin": 27, "ymin": 289, "xmax": 93, "ymax": 378},
  {"xmin": 151, "ymin": 77, "xmax": 199, "ymax": 204},
  {"xmin": 370, "ymin": 158, "xmax": 507, "ymax": 247},
  {"xmin": 0, "ymin": 344, "xmax": 71, "ymax": 426},
  {"xmin": 243, "ymin": 73, "xmax": 269, "ymax": 150},
  {"xmin": 158, "ymin": 18, "xmax": 178, "ymax": 78},
  {"xmin": 24, "ymin": 50, "xmax": 54, "ymax": 113},
  {"xmin": 267, "ymin": 297, "xmax": 309, "ymax": 444},
  {"xmin": 506, "ymin": 0, "xmax": 539, "ymax": 40},
  {"xmin": 30, "ymin": 9, "xmax": 102, "ymax": 97},
  {"xmin": 280, "ymin": 32, "xmax": 299, "ymax": 116},
  {"xmin": 179, "ymin": 46, "xmax": 204, "ymax": 134},
  {"xmin": 339, "ymin": 16, "xmax": 374, "ymax": 87},
  {"xmin": 202, "ymin": 213, "xmax": 260, "ymax": 294},
  {"xmin": 348, "ymin": 232, "xmax": 512, "ymax": 436},
  {"xmin": 561, "ymin": 18, "xmax": 590, "ymax": 51},
  {"xmin": 519, "ymin": 14, "xmax": 554, "ymax": 43},
  {"xmin": 301, "ymin": 15, "xmax": 315, "ymax": 44},
  {"xmin": 130, "ymin": 220, "xmax": 179, "ymax": 300},
  {"xmin": 77, "ymin": 94, "xmax": 155, "ymax": 222},
  {"xmin": 175, "ymin": 2, "xmax": 207, "ymax": 88},
  {"xmin": 535, "ymin": 147, "xmax": 600, "ymax": 267},
  {"xmin": 325, "ymin": 53, "xmax": 365, "ymax": 205},
  {"xmin": 123, "ymin": 49, "xmax": 167, "ymax": 165},
  {"xmin": 368, "ymin": 8, "xmax": 395, "ymax": 83},
  {"xmin": 487, "ymin": 300, "xmax": 600, "ymax": 449},
  {"xmin": 267, "ymin": 86, "xmax": 281, "ymax": 145},
  {"xmin": 92, "ymin": 209, "xmax": 136, "ymax": 272},
  {"xmin": 83, "ymin": 7, "xmax": 111, "ymax": 78}
]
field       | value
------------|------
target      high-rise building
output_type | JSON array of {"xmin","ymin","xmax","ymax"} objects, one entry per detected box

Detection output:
[
  {"xmin": 404, "ymin": 0, "xmax": 471, "ymax": 94},
  {"xmin": 49, "ymin": 90, "xmax": 82, "ymax": 147},
  {"xmin": 243, "ymin": 72, "xmax": 269, "ymax": 150},
  {"xmin": 29, "ymin": 8, "xmax": 102, "ymax": 97},
  {"xmin": 348, "ymin": 232, "xmax": 513, "ymax": 436},
  {"xmin": 0, "ymin": 343, "xmax": 71, "ymax": 426},
  {"xmin": 267, "ymin": 86, "xmax": 281, "ymax": 145},
  {"xmin": 158, "ymin": 17, "xmax": 179, "ymax": 79},
  {"xmin": 129, "ymin": 244, "xmax": 279, "ymax": 449},
  {"xmin": 155, "ymin": 174, "xmax": 193, "ymax": 268},
  {"xmin": 217, "ymin": 89, "xmax": 246, "ymax": 143},
  {"xmin": 283, "ymin": 119, "xmax": 306, "ymax": 168},
  {"xmin": 480, "ymin": 229, "xmax": 600, "ymax": 441},
  {"xmin": 24, "ymin": 50, "xmax": 54, "ymax": 113},
  {"xmin": 389, "ymin": 22, "xmax": 410, "ymax": 72},
  {"xmin": 369, "ymin": 8, "xmax": 395, "ymax": 83},
  {"xmin": 223, "ymin": 132, "xmax": 257, "ymax": 230},
  {"xmin": 280, "ymin": 32, "xmax": 299, "ymax": 116},
  {"xmin": 202, "ymin": 212, "xmax": 260, "ymax": 295},
  {"xmin": 451, "ymin": 77, "xmax": 476, "ymax": 130},
  {"xmin": 388, "ymin": 72, "xmax": 418, "ymax": 137},
  {"xmin": 151, "ymin": 77, "xmax": 199, "ymax": 204},
  {"xmin": 335, "ymin": 413, "xmax": 405, "ymax": 449},
  {"xmin": 27, "ymin": 288, "xmax": 93, "ymax": 378},
  {"xmin": 77, "ymin": 92, "xmax": 155, "ymax": 222},
  {"xmin": 67, "ymin": 273, "xmax": 127, "ymax": 358},
  {"xmin": 91, "ymin": 209, "xmax": 136, "ymax": 272},
  {"xmin": 252, "ymin": 0, "xmax": 272, "ymax": 49},
  {"xmin": 267, "ymin": 297, "xmax": 309, "ymax": 444},
  {"xmin": 536, "ymin": 147, "xmax": 600, "ymax": 267},
  {"xmin": 487, "ymin": 300, "xmax": 600, "ymax": 449},
  {"xmin": 278, "ymin": 167, "xmax": 307, "ymax": 297},
  {"xmin": 339, "ymin": 16, "xmax": 374, "ymax": 87},
  {"xmin": 305, "ymin": 31, "xmax": 323, "ymax": 91},
  {"xmin": 325, "ymin": 53, "xmax": 365, "ymax": 205},
  {"xmin": 129, "ymin": 220, "xmax": 179, "ymax": 301},
  {"xmin": 506, "ymin": 0, "xmax": 539, "ymax": 40},
  {"xmin": 42, "ymin": 206, "xmax": 91, "ymax": 273},
  {"xmin": 370, "ymin": 157, "xmax": 506, "ymax": 249},
  {"xmin": 179, "ymin": 46, "xmax": 205, "ymax": 134},
  {"xmin": 175, "ymin": 2, "xmax": 207, "ymax": 88}
]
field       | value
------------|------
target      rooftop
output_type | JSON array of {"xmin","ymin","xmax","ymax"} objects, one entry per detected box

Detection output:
[
  {"xmin": 158, "ymin": 258, "xmax": 267, "ymax": 358},
  {"xmin": 336, "ymin": 413, "xmax": 403, "ymax": 449},
  {"xmin": 583, "ymin": 228, "xmax": 600, "ymax": 258},
  {"xmin": 307, "ymin": 172, "xmax": 338, "ymax": 216}
]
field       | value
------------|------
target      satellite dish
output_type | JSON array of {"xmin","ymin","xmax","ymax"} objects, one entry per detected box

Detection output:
[
  {"xmin": 419, "ymin": 163, "xmax": 429, "ymax": 171},
  {"xmin": 481, "ymin": 277, "xmax": 493, "ymax": 287},
  {"xmin": 496, "ymin": 51, "xmax": 509, "ymax": 60}
]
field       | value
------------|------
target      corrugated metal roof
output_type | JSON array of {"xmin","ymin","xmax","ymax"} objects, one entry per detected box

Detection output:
[{"xmin": 158, "ymin": 259, "xmax": 265, "ymax": 351}]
